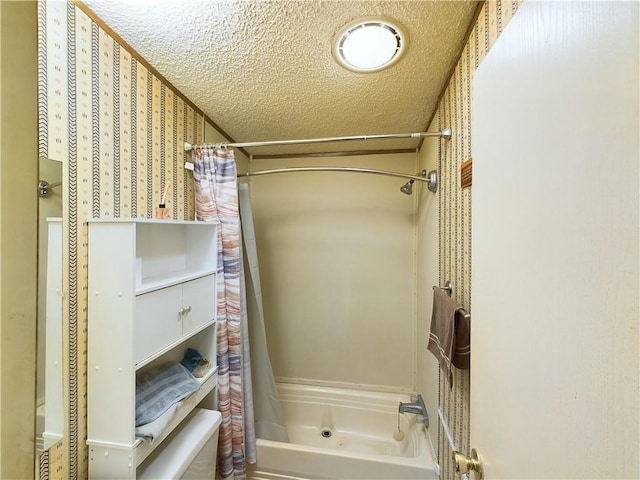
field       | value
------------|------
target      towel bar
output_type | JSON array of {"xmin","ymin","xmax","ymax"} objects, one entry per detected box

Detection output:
[{"xmin": 433, "ymin": 284, "xmax": 471, "ymax": 320}]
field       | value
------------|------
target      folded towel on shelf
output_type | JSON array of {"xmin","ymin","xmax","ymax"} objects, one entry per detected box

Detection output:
[
  {"xmin": 135, "ymin": 401, "xmax": 183, "ymax": 444},
  {"xmin": 135, "ymin": 362, "xmax": 200, "ymax": 427},
  {"xmin": 427, "ymin": 287, "xmax": 469, "ymax": 385}
]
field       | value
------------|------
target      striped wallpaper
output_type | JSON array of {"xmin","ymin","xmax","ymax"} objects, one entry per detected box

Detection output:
[
  {"xmin": 431, "ymin": 1, "xmax": 521, "ymax": 478},
  {"xmin": 38, "ymin": 1, "xmax": 203, "ymax": 477}
]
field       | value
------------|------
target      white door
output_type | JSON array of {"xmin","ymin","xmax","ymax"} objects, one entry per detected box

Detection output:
[{"xmin": 471, "ymin": 3, "xmax": 638, "ymax": 479}]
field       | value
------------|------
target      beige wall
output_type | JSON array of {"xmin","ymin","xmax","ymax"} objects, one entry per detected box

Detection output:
[
  {"xmin": 0, "ymin": 1, "xmax": 38, "ymax": 478},
  {"xmin": 250, "ymin": 153, "xmax": 418, "ymax": 391}
]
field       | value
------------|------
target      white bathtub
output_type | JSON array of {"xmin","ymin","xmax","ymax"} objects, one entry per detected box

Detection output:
[{"xmin": 249, "ymin": 383, "xmax": 439, "ymax": 480}]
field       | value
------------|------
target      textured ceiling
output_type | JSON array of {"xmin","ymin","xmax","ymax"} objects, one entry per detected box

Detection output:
[{"xmin": 82, "ymin": 0, "xmax": 479, "ymax": 156}]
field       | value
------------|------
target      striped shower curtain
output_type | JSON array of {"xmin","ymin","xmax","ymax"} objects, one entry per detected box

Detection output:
[{"xmin": 193, "ymin": 147, "xmax": 256, "ymax": 479}]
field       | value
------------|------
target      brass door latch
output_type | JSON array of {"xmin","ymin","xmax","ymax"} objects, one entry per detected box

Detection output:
[{"xmin": 452, "ymin": 448, "xmax": 483, "ymax": 479}]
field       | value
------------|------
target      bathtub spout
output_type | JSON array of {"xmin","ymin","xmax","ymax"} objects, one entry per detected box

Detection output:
[{"xmin": 399, "ymin": 394, "xmax": 429, "ymax": 428}]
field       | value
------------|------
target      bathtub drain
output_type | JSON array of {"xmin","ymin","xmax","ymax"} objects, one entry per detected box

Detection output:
[{"xmin": 321, "ymin": 429, "xmax": 333, "ymax": 438}]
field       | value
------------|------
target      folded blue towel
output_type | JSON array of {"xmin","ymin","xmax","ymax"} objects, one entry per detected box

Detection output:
[
  {"xmin": 135, "ymin": 362, "xmax": 200, "ymax": 426},
  {"xmin": 135, "ymin": 401, "xmax": 183, "ymax": 444}
]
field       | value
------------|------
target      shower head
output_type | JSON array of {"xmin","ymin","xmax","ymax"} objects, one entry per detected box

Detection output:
[
  {"xmin": 400, "ymin": 179, "xmax": 415, "ymax": 195},
  {"xmin": 400, "ymin": 170, "xmax": 437, "ymax": 195}
]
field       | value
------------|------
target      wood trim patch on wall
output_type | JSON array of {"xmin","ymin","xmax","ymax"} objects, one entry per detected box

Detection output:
[{"xmin": 461, "ymin": 158, "xmax": 472, "ymax": 188}]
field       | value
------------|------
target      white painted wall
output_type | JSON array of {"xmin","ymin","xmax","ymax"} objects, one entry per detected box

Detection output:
[
  {"xmin": 250, "ymin": 153, "xmax": 417, "ymax": 391},
  {"xmin": 472, "ymin": 2, "xmax": 639, "ymax": 477}
]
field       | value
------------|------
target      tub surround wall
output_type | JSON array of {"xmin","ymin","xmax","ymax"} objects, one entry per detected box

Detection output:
[
  {"xmin": 415, "ymin": 1, "xmax": 521, "ymax": 477},
  {"xmin": 250, "ymin": 153, "xmax": 417, "ymax": 392},
  {"xmin": 38, "ymin": 1, "xmax": 247, "ymax": 477}
]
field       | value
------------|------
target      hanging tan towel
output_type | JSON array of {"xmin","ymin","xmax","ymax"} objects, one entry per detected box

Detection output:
[
  {"xmin": 427, "ymin": 287, "xmax": 469, "ymax": 385},
  {"xmin": 452, "ymin": 312, "xmax": 471, "ymax": 370}
]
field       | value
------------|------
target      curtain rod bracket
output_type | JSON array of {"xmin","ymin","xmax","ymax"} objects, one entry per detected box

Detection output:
[
  {"xmin": 38, "ymin": 179, "xmax": 62, "ymax": 198},
  {"xmin": 426, "ymin": 170, "xmax": 438, "ymax": 193}
]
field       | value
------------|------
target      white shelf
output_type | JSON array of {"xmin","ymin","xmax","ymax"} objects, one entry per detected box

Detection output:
[
  {"xmin": 87, "ymin": 217, "xmax": 218, "ymax": 226},
  {"xmin": 136, "ymin": 270, "xmax": 216, "ymax": 295},
  {"xmin": 135, "ymin": 320, "xmax": 216, "ymax": 370},
  {"xmin": 134, "ymin": 367, "xmax": 218, "ymax": 467}
]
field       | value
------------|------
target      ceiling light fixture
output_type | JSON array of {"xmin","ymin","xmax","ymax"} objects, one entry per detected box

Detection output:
[{"xmin": 333, "ymin": 17, "xmax": 406, "ymax": 73}]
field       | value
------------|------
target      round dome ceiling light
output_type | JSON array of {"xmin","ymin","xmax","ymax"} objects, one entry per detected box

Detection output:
[{"xmin": 333, "ymin": 17, "xmax": 406, "ymax": 73}]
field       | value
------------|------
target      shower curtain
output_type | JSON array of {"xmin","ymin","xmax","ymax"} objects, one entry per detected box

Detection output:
[
  {"xmin": 238, "ymin": 184, "xmax": 289, "ymax": 443},
  {"xmin": 193, "ymin": 147, "xmax": 256, "ymax": 479}
]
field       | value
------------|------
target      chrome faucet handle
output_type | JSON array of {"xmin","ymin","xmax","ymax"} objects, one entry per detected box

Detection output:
[{"xmin": 414, "ymin": 394, "xmax": 429, "ymax": 428}]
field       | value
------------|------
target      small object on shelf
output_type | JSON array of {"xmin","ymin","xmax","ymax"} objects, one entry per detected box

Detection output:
[
  {"xmin": 156, "ymin": 180, "xmax": 172, "ymax": 218},
  {"xmin": 192, "ymin": 358, "xmax": 211, "ymax": 379},
  {"xmin": 155, "ymin": 206, "xmax": 171, "ymax": 219},
  {"xmin": 180, "ymin": 348, "xmax": 203, "ymax": 373}
]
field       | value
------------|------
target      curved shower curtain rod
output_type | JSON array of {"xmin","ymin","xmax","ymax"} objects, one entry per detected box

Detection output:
[
  {"xmin": 239, "ymin": 167, "xmax": 439, "ymax": 195},
  {"xmin": 183, "ymin": 128, "xmax": 452, "ymax": 151},
  {"xmin": 237, "ymin": 166, "xmax": 429, "ymax": 182}
]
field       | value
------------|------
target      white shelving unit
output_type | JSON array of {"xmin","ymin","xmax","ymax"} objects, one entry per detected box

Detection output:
[{"xmin": 87, "ymin": 219, "xmax": 219, "ymax": 479}]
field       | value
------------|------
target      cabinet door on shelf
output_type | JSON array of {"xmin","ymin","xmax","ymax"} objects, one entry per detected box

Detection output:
[
  {"xmin": 181, "ymin": 275, "xmax": 216, "ymax": 336},
  {"xmin": 135, "ymin": 286, "xmax": 183, "ymax": 364}
]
